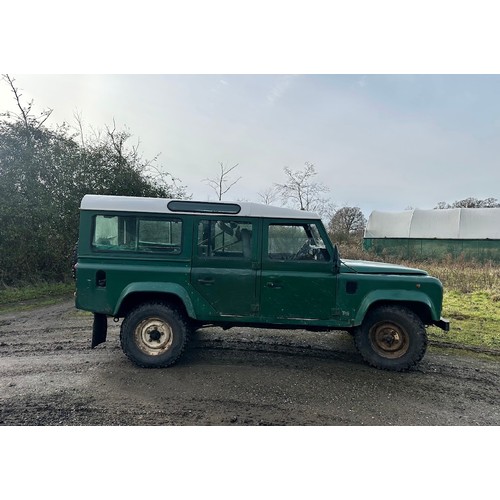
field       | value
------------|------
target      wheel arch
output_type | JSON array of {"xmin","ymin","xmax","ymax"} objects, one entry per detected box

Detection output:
[
  {"xmin": 365, "ymin": 300, "xmax": 432, "ymax": 325},
  {"xmin": 353, "ymin": 291, "xmax": 436, "ymax": 327},
  {"xmin": 113, "ymin": 283, "xmax": 196, "ymax": 319}
]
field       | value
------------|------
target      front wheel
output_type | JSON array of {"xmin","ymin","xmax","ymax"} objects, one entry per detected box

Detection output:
[
  {"xmin": 354, "ymin": 305, "xmax": 427, "ymax": 371},
  {"xmin": 120, "ymin": 302, "xmax": 190, "ymax": 368}
]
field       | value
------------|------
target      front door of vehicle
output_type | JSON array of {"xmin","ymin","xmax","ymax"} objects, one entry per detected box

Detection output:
[
  {"xmin": 191, "ymin": 218, "xmax": 259, "ymax": 317},
  {"xmin": 259, "ymin": 221, "xmax": 337, "ymax": 321}
]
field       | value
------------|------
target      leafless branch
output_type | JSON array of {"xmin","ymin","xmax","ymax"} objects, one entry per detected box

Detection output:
[
  {"xmin": 73, "ymin": 110, "xmax": 85, "ymax": 146},
  {"xmin": 257, "ymin": 186, "xmax": 279, "ymax": 205},
  {"xmin": 203, "ymin": 162, "xmax": 241, "ymax": 201},
  {"xmin": 2, "ymin": 74, "xmax": 31, "ymax": 133},
  {"xmin": 1, "ymin": 74, "xmax": 53, "ymax": 140},
  {"xmin": 274, "ymin": 162, "xmax": 329, "ymax": 211}
]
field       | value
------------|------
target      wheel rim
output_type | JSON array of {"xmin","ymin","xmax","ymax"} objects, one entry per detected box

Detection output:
[
  {"xmin": 369, "ymin": 321, "xmax": 409, "ymax": 359},
  {"xmin": 133, "ymin": 317, "xmax": 174, "ymax": 356}
]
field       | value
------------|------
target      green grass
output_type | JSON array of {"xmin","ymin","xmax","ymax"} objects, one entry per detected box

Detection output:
[
  {"xmin": 428, "ymin": 290, "xmax": 500, "ymax": 351},
  {"xmin": 412, "ymin": 261, "xmax": 500, "ymax": 351},
  {"xmin": 0, "ymin": 282, "xmax": 75, "ymax": 312}
]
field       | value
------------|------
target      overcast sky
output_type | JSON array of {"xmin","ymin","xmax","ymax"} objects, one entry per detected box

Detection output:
[{"xmin": 2, "ymin": 74, "xmax": 499, "ymax": 216}]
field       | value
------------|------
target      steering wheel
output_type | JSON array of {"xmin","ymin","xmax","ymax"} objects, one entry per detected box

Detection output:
[{"xmin": 292, "ymin": 240, "xmax": 312, "ymax": 260}]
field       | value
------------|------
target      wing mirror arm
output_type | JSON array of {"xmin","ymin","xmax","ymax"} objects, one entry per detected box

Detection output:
[{"xmin": 332, "ymin": 244, "xmax": 341, "ymax": 274}]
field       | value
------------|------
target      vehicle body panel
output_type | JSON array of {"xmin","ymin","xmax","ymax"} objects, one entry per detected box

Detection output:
[{"xmin": 75, "ymin": 196, "xmax": 448, "ymax": 334}]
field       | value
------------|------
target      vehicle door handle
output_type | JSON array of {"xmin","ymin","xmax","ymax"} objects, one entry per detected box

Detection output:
[
  {"xmin": 197, "ymin": 277, "xmax": 215, "ymax": 285},
  {"xmin": 266, "ymin": 281, "xmax": 282, "ymax": 289}
]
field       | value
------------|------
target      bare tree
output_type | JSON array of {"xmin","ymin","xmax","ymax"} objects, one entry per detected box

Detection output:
[
  {"xmin": 435, "ymin": 197, "xmax": 500, "ymax": 209},
  {"xmin": 257, "ymin": 185, "xmax": 279, "ymax": 205},
  {"xmin": 328, "ymin": 206, "xmax": 367, "ymax": 236},
  {"xmin": 1, "ymin": 74, "xmax": 53, "ymax": 145},
  {"xmin": 73, "ymin": 110, "xmax": 86, "ymax": 147},
  {"xmin": 275, "ymin": 162, "xmax": 327, "ymax": 211},
  {"xmin": 203, "ymin": 162, "xmax": 241, "ymax": 200},
  {"xmin": 274, "ymin": 162, "xmax": 335, "ymax": 218},
  {"xmin": 434, "ymin": 201, "xmax": 449, "ymax": 209}
]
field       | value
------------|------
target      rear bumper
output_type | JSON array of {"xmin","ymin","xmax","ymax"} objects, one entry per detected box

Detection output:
[{"xmin": 433, "ymin": 318, "xmax": 450, "ymax": 331}]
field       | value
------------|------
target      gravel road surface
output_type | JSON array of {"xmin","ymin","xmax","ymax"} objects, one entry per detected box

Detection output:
[{"xmin": 1, "ymin": 299, "xmax": 499, "ymax": 425}]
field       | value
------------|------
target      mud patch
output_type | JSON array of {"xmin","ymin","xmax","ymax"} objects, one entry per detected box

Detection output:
[{"xmin": 1, "ymin": 300, "xmax": 499, "ymax": 426}]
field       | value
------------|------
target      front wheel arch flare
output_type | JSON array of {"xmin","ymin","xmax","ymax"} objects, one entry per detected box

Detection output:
[{"xmin": 353, "ymin": 291, "xmax": 439, "ymax": 327}]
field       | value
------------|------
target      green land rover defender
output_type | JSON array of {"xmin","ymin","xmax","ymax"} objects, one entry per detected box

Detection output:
[{"xmin": 75, "ymin": 195, "xmax": 449, "ymax": 371}]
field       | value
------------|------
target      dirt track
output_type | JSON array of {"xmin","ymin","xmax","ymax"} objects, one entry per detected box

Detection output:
[{"xmin": 0, "ymin": 299, "xmax": 499, "ymax": 425}]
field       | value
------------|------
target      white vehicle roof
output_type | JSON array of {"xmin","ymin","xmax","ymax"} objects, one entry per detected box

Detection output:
[{"xmin": 80, "ymin": 195, "xmax": 320, "ymax": 220}]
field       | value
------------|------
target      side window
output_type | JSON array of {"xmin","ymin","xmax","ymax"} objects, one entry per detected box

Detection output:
[
  {"xmin": 198, "ymin": 220, "xmax": 253, "ymax": 259},
  {"xmin": 268, "ymin": 224, "xmax": 330, "ymax": 261},
  {"xmin": 93, "ymin": 215, "xmax": 136, "ymax": 250},
  {"xmin": 92, "ymin": 215, "xmax": 182, "ymax": 254},
  {"xmin": 138, "ymin": 219, "xmax": 182, "ymax": 254}
]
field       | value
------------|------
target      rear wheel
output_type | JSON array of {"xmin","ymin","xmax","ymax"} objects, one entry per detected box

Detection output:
[
  {"xmin": 354, "ymin": 305, "xmax": 427, "ymax": 371},
  {"xmin": 120, "ymin": 302, "xmax": 190, "ymax": 368}
]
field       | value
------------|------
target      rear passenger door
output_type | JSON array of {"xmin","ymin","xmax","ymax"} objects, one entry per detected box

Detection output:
[{"xmin": 191, "ymin": 218, "xmax": 259, "ymax": 317}]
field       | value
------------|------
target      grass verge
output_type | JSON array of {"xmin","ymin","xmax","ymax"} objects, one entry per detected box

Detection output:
[
  {"xmin": 428, "ymin": 290, "xmax": 500, "ymax": 351},
  {"xmin": 417, "ymin": 261, "xmax": 500, "ymax": 352},
  {"xmin": 0, "ymin": 282, "xmax": 75, "ymax": 313}
]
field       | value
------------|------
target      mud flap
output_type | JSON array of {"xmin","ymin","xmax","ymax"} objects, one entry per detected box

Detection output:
[{"xmin": 91, "ymin": 313, "xmax": 108, "ymax": 348}]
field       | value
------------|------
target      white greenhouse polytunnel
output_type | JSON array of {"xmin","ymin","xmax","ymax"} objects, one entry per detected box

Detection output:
[{"xmin": 365, "ymin": 208, "xmax": 500, "ymax": 240}]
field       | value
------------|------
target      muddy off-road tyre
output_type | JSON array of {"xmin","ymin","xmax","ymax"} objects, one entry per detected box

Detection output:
[
  {"xmin": 354, "ymin": 305, "xmax": 427, "ymax": 372},
  {"xmin": 120, "ymin": 303, "xmax": 190, "ymax": 368}
]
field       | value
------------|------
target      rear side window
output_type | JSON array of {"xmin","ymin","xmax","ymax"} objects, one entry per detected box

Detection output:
[
  {"xmin": 138, "ymin": 219, "xmax": 182, "ymax": 253},
  {"xmin": 92, "ymin": 215, "xmax": 182, "ymax": 254}
]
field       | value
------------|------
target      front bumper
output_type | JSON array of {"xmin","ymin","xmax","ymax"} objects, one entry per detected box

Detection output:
[{"xmin": 433, "ymin": 317, "xmax": 450, "ymax": 331}]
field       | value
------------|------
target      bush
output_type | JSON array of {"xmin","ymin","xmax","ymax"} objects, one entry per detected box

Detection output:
[{"xmin": 0, "ymin": 119, "xmax": 187, "ymax": 286}]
